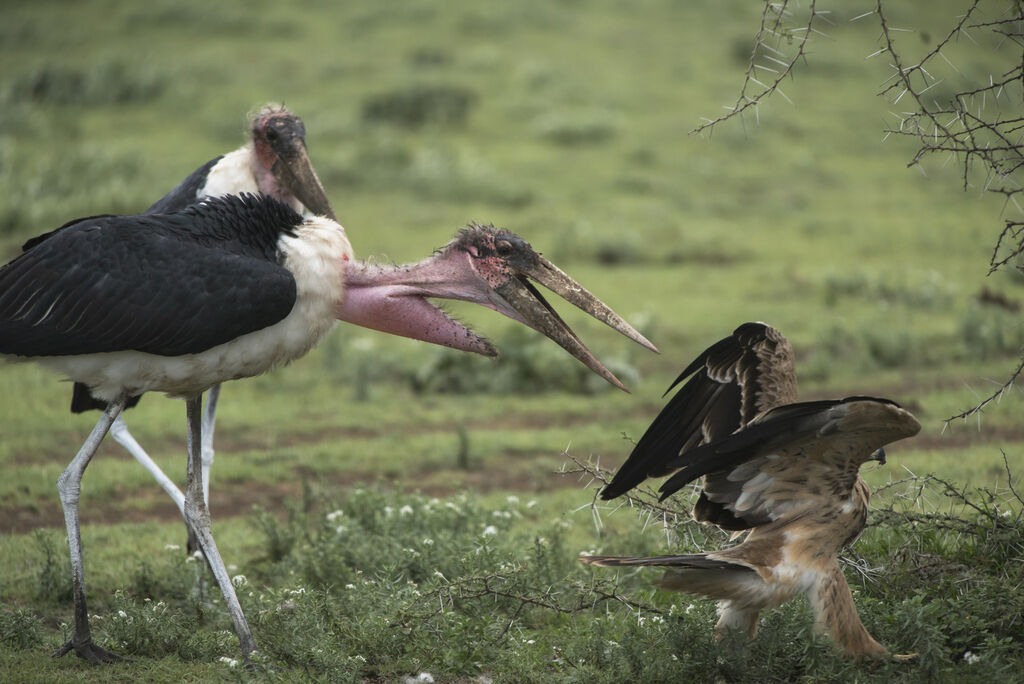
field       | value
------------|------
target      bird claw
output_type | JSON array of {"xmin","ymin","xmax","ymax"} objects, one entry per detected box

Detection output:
[{"xmin": 53, "ymin": 637, "xmax": 131, "ymax": 665}]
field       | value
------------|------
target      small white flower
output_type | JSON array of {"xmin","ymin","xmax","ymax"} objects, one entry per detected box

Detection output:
[
  {"xmin": 350, "ymin": 654, "xmax": 367, "ymax": 663},
  {"xmin": 346, "ymin": 584, "xmax": 356, "ymax": 589},
  {"xmin": 671, "ymin": 654, "xmax": 678, "ymax": 661},
  {"xmin": 228, "ymin": 564, "xmax": 238, "ymax": 572},
  {"xmin": 607, "ymin": 640, "xmax": 620, "ymax": 647},
  {"xmin": 289, "ymin": 588, "xmax": 306, "ymax": 596},
  {"xmin": 218, "ymin": 656, "xmax": 239, "ymax": 668},
  {"xmin": 164, "ymin": 543, "xmax": 181, "ymax": 551},
  {"xmin": 231, "ymin": 575, "xmax": 247, "ymax": 588},
  {"xmin": 423, "ymin": 538, "xmax": 434, "ymax": 546},
  {"xmin": 963, "ymin": 651, "xmax": 980, "ymax": 664},
  {"xmin": 118, "ymin": 610, "xmax": 127, "ymax": 619},
  {"xmin": 384, "ymin": 506, "xmax": 395, "ymax": 517},
  {"xmin": 326, "ymin": 510, "xmax": 345, "ymax": 522},
  {"xmin": 526, "ymin": 500, "xmax": 537, "ymax": 508},
  {"xmin": 685, "ymin": 603, "xmax": 695, "ymax": 614},
  {"xmin": 482, "ymin": 525, "xmax": 498, "ymax": 536},
  {"xmin": 524, "ymin": 639, "xmax": 535, "ymax": 644},
  {"xmin": 400, "ymin": 505, "xmax": 414, "ymax": 516},
  {"xmin": 335, "ymin": 525, "xmax": 347, "ymax": 534},
  {"xmin": 506, "ymin": 495, "xmax": 519, "ymax": 504}
]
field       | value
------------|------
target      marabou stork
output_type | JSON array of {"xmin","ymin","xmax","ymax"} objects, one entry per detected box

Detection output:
[
  {"xmin": 0, "ymin": 193, "xmax": 656, "ymax": 663},
  {"xmin": 63, "ymin": 104, "xmax": 336, "ymax": 534}
]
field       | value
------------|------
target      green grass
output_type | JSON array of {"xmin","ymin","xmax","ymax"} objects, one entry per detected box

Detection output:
[{"xmin": 1, "ymin": 0, "xmax": 1023, "ymax": 680}]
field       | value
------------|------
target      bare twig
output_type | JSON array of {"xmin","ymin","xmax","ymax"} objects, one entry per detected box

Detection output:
[{"xmin": 692, "ymin": 0, "xmax": 821, "ymax": 135}]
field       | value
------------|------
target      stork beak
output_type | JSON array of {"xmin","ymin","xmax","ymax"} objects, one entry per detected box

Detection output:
[
  {"xmin": 490, "ymin": 255, "xmax": 658, "ymax": 391},
  {"xmin": 272, "ymin": 141, "xmax": 337, "ymax": 221},
  {"xmin": 336, "ymin": 225, "xmax": 658, "ymax": 392}
]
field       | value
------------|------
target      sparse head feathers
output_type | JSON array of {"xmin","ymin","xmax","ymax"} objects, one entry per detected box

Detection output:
[{"xmin": 250, "ymin": 103, "xmax": 304, "ymax": 140}]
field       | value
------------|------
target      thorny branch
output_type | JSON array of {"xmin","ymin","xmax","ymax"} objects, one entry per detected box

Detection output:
[
  {"xmin": 702, "ymin": 1, "xmax": 1024, "ymax": 419},
  {"xmin": 869, "ymin": 466, "xmax": 1024, "ymax": 535},
  {"xmin": 693, "ymin": 0, "xmax": 822, "ymax": 136},
  {"xmin": 391, "ymin": 571, "xmax": 666, "ymax": 639}
]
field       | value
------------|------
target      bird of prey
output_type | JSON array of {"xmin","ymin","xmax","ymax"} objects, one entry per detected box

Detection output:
[{"xmin": 581, "ymin": 322, "xmax": 921, "ymax": 658}]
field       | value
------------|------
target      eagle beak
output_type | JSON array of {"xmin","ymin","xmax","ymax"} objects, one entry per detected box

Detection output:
[{"xmin": 870, "ymin": 447, "xmax": 886, "ymax": 465}]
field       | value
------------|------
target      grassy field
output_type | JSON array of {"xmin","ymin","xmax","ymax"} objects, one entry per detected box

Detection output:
[{"xmin": 1, "ymin": 0, "xmax": 1023, "ymax": 681}]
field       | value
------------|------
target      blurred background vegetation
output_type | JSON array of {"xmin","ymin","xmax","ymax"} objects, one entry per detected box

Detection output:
[{"xmin": 0, "ymin": 0, "xmax": 1022, "ymax": 679}]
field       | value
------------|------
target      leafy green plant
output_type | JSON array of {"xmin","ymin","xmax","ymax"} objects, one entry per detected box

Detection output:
[{"xmin": 0, "ymin": 608, "xmax": 43, "ymax": 651}]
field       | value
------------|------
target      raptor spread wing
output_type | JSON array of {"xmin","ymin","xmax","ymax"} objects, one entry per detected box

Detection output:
[
  {"xmin": 657, "ymin": 398, "xmax": 921, "ymax": 527},
  {"xmin": 601, "ymin": 323, "xmax": 797, "ymax": 518}
]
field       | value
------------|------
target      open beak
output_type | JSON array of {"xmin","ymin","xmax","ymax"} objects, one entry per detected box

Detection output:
[
  {"xmin": 489, "ymin": 254, "xmax": 657, "ymax": 391},
  {"xmin": 272, "ymin": 141, "xmax": 337, "ymax": 221},
  {"xmin": 336, "ymin": 225, "xmax": 658, "ymax": 392}
]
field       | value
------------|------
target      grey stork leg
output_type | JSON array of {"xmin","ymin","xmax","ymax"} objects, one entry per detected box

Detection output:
[
  {"xmin": 200, "ymin": 383, "xmax": 220, "ymax": 507},
  {"xmin": 109, "ymin": 415, "xmax": 187, "ymax": 517},
  {"xmin": 182, "ymin": 395, "xmax": 255, "ymax": 659},
  {"xmin": 53, "ymin": 396, "xmax": 129, "ymax": 664},
  {"xmin": 186, "ymin": 386, "xmax": 220, "ymax": 569}
]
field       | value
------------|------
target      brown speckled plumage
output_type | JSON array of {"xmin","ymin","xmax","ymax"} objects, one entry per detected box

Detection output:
[{"xmin": 584, "ymin": 323, "xmax": 921, "ymax": 658}]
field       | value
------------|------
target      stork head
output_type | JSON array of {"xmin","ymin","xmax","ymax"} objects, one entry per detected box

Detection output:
[
  {"xmin": 337, "ymin": 224, "xmax": 658, "ymax": 391},
  {"xmin": 251, "ymin": 104, "xmax": 337, "ymax": 221}
]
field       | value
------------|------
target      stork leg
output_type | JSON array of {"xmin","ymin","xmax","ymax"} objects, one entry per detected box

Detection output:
[
  {"xmin": 182, "ymin": 395, "xmax": 255, "ymax": 658},
  {"xmin": 200, "ymin": 383, "xmax": 220, "ymax": 506},
  {"xmin": 53, "ymin": 396, "xmax": 129, "ymax": 664},
  {"xmin": 109, "ymin": 415, "xmax": 187, "ymax": 518},
  {"xmin": 185, "ymin": 386, "xmax": 219, "ymax": 561}
]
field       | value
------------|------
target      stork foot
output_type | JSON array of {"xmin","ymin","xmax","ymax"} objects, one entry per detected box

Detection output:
[{"xmin": 53, "ymin": 637, "xmax": 131, "ymax": 665}]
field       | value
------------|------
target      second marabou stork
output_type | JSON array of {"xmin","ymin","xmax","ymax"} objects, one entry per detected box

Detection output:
[
  {"xmin": 0, "ymin": 193, "xmax": 657, "ymax": 663},
  {"xmin": 62, "ymin": 104, "xmax": 336, "ymax": 532}
]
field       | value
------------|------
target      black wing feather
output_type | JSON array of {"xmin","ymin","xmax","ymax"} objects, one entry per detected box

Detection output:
[
  {"xmin": 601, "ymin": 322, "xmax": 786, "ymax": 500},
  {"xmin": 656, "ymin": 398, "xmax": 897, "ymax": 501},
  {"xmin": 144, "ymin": 156, "xmax": 222, "ymax": 214},
  {"xmin": 0, "ymin": 195, "xmax": 301, "ymax": 358}
]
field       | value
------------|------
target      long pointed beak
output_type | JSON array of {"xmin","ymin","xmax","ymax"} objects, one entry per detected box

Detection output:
[
  {"xmin": 336, "ymin": 225, "xmax": 658, "ymax": 392},
  {"xmin": 491, "ymin": 259, "xmax": 656, "ymax": 392},
  {"xmin": 522, "ymin": 255, "xmax": 658, "ymax": 353},
  {"xmin": 273, "ymin": 143, "xmax": 337, "ymax": 221}
]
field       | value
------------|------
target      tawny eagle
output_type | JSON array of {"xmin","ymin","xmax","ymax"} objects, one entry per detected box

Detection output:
[{"xmin": 581, "ymin": 322, "xmax": 920, "ymax": 658}]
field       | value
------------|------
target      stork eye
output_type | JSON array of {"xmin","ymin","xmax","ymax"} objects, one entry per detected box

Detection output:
[
  {"xmin": 265, "ymin": 127, "xmax": 280, "ymax": 143},
  {"xmin": 496, "ymin": 240, "xmax": 513, "ymax": 257}
]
